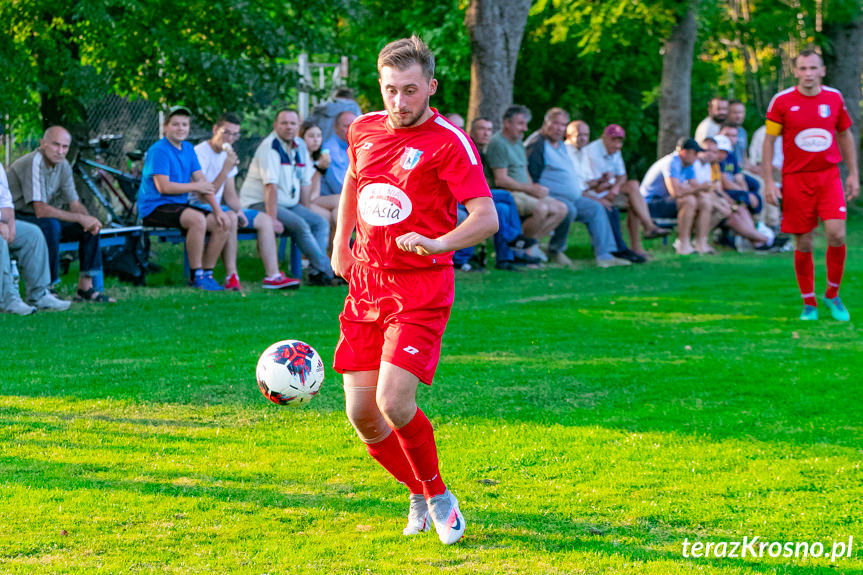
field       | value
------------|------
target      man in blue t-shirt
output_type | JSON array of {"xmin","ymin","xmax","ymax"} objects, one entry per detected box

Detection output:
[
  {"xmin": 138, "ymin": 106, "xmax": 228, "ymax": 290},
  {"xmin": 640, "ymin": 138, "xmax": 713, "ymax": 256},
  {"xmin": 717, "ymin": 125, "xmax": 762, "ymax": 216}
]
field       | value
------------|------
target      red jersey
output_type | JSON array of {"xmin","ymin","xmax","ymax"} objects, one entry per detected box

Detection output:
[
  {"xmin": 766, "ymin": 85, "xmax": 853, "ymax": 175},
  {"xmin": 347, "ymin": 109, "xmax": 491, "ymax": 270}
]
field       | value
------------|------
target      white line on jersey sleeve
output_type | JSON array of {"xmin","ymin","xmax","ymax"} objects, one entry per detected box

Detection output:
[{"xmin": 434, "ymin": 116, "xmax": 478, "ymax": 165}]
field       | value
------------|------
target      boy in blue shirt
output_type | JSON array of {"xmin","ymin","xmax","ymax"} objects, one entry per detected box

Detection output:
[{"xmin": 138, "ymin": 106, "xmax": 229, "ymax": 290}]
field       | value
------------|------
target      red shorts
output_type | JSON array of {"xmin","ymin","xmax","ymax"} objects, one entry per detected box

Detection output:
[
  {"xmin": 781, "ymin": 168, "xmax": 846, "ymax": 234},
  {"xmin": 333, "ymin": 263, "xmax": 454, "ymax": 385}
]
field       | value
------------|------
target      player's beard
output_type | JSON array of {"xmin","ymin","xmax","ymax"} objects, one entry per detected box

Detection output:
[{"xmin": 388, "ymin": 97, "xmax": 430, "ymax": 128}]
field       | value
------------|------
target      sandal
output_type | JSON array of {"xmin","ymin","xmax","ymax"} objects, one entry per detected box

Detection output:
[{"xmin": 75, "ymin": 288, "xmax": 117, "ymax": 303}]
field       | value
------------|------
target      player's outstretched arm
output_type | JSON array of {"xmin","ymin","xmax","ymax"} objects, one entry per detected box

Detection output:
[
  {"xmin": 395, "ymin": 196, "xmax": 498, "ymax": 256},
  {"xmin": 837, "ymin": 129, "xmax": 860, "ymax": 200},
  {"xmin": 332, "ymin": 169, "xmax": 359, "ymax": 278}
]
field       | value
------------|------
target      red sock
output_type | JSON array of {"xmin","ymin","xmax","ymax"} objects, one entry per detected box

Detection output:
[
  {"xmin": 393, "ymin": 408, "xmax": 447, "ymax": 499},
  {"xmin": 366, "ymin": 431, "xmax": 423, "ymax": 495},
  {"xmin": 825, "ymin": 244, "xmax": 846, "ymax": 299},
  {"xmin": 794, "ymin": 250, "xmax": 816, "ymax": 307}
]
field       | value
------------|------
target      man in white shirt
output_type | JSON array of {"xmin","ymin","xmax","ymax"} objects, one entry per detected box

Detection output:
[
  {"xmin": 194, "ymin": 113, "xmax": 299, "ymax": 290},
  {"xmin": 694, "ymin": 97, "xmax": 728, "ymax": 143},
  {"xmin": 584, "ymin": 124, "xmax": 672, "ymax": 257},
  {"xmin": 0, "ymin": 162, "xmax": 70, "ymax": 314},
  {"xmin": 240, "ymin": 109, "xmax": 337, "ymax": 286}
]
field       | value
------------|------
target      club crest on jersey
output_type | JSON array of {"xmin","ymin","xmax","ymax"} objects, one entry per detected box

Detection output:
[
  {"xmin": 358, "ymin": 183, "xmax": 413, "ymax": 226},
  {"xmin": 819, "ymin": 104, "xmax": 831, "ymax": 118},
  {"xmin": 400, "ymin": 147, "xmax": 423, "ymax": 170}
]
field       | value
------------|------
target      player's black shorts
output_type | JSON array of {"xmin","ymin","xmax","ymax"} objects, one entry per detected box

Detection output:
[{"xmin": 142, "ymin": 203, "xmax": 209, "ymax": 229}]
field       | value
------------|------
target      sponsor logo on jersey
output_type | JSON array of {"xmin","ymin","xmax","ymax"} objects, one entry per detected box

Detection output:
[
  {"xmin": 358, "ymin": 183, "xmax": 413, "ymax": 226},
  {"xmin": 794, "ymin": 128, "xmax": 832, "ymax": 153},
  {"xmin": 819, "ymin": 104, "xmax": 831, "ymax": 118},
  {"xmin": 400, "ymin": 147, "xmax": 424, "ymax": 170}
]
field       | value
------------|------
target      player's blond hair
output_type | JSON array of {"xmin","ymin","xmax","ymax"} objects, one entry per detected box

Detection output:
[{"xmin": 377, "ymin": 35, "xmax": 435, "ymax": 81}]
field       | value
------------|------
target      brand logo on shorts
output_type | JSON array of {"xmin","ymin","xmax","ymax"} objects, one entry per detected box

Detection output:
[
  {"xmin": 400, "ymin": 147, "xmax": 424, "ymax": 170},
  {"xmin": 819, "ymin": 104, "xmax": 831, "ymax": 118},
  {"xmin": 840, "ymin": 206, "xmax": 847, "ymax": 213},
  {"xmin": 791, "ymin": 106, "xmax": 800, "ymax": 112},
  {"xmin": 402, "ymin": 346, "xmax": 420, "ymax": 355},
  {"xmin": 358, "ymin": 183, "xmax": 413, "ymax": 226},
  {"xmin": 794, "ymin": 128, "xmax": 832, "ymax": 153},
  {"xmin": 360, "ymin": 142, "xmax": 373, "ymax": 150}
]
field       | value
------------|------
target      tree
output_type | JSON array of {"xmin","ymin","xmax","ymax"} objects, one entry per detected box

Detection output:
[
  {"xmin": 657, "ymin": 6, "xmax": 698, "ymax": 156},
  {"xmin": 464, "ymin": 0, "xmax": 532, "ymax": 129}
]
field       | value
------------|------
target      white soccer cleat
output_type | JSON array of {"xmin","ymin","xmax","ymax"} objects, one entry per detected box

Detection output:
[
  {"xmin": 428, "ymin": 489, "xmax": 466, "ymax": 545},
  {"xmin": 402, "ymin": 493, "xmax": 431, "ymax": 536}
]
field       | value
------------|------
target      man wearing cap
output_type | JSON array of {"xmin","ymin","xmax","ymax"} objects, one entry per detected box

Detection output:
[
  {"xmin": 9, "ymin": 125, "xmax": 115, "ymax": 303},
  {"xmin": 639, "ymin": 138, "xmax": 713, "ymax": 255},
  {"xmin": 138, "ymin": 105, "xmax": 228, "ymax": 291},
  {"xmin": 584, "ymin": 124, "xmax": 672, "ymax": 258}
]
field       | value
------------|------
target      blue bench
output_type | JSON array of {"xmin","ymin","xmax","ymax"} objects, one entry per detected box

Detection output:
[
  {"xmin": 59, "ymin": 226, "xmax": 303, "ymax": 281},
  {"xmin": 145, "ymin": 227, "xmax": 303, "ymax": 279}
]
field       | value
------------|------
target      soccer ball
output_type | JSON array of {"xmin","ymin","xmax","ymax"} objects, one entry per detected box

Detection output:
[{"xmin": 256, "ymin": 340, "xmax": 325, "ymax": 406}]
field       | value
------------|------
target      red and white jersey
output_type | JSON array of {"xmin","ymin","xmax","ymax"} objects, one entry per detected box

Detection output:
[
  {"xmin": 766, "ymin": 85, "xmax": 852, "ymax": 175},
  {"xmin": 347, "ymin": 108, "xmax": 491, "ymax": 270}
]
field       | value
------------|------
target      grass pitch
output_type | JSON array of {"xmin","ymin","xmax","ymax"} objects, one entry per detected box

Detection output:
[{"xmin": 1, "ymin": 215, "xmax": 862, "ymax": 574}]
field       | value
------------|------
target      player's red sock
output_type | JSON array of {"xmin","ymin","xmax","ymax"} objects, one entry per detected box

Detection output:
[
  {"xmin": 825, "ymin": 244, "xmax": 846, "ymax": 299},
  {"xmin": 393, "ymin": 407, "xmax": 447, "ymax": 499},
  {"xmin": 366, "ymin": 432, "xmax": 424, "ymax": 495},
  {"xmin": 794, "ymin": 250, "xmax": 817, "ymax": 307}
]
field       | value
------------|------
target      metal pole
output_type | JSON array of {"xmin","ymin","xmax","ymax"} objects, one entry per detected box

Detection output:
[{"xmin": 298, "ymin": 53, "xmax": 310, "ymax": 120}]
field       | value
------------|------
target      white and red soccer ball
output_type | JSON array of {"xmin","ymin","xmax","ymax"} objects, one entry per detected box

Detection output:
[{"xmin": 256, "ymin": 340, "xmax": 324, "ymax": 405}]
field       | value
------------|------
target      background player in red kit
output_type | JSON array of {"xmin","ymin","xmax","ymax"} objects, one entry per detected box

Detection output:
[
  {"xmin": 331, "ymin": 36, "xmax": 498, "ymax": 544},
  {"xmin": 763, "ymin": 50, "xmax": 860, "ymax": 321}
]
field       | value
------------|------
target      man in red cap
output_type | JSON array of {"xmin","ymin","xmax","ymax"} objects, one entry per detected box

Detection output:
[{"xmin": 583, "ymin": 124, "xmax": 671, "ymax": 259}]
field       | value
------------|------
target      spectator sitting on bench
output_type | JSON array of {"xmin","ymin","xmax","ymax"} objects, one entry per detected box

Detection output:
[
  {"xmin": 694, "ymin": 96, "xmax": 728, "ymax": 143},
  {"xmin": 640, "ymin": 138, "xmax": 712, "ymax": 256},
  {"xmin": 486, "ymin": 105, "xmax": 567, "ymax": 263},
  {"xmin": 526, "ymin": 108, "xmax": 630, "ymax": 268},
  {"xmin": 239, "ymin": 109, "xmax": 338, "ymax": 287},
  {"xmin": 316, "ymin": 110, "xmax": 357, "ymax": 252},
  {"xmin": 193, "ymin": 113, "xmax": 299, "ymax": 290},
  {"xmin": 584, "ymin": 124, "xmax": 672, "ymax": 258},
  {"xmin": 717, "ymin": 125, "xmax": 762, "ymax": 216},
  {"xmin": 138, "ymin": 105, "xmax": 228, "ymax": 291},
  {"xmin": 694, "ymin": 137, "xmax": 773, "ymax": 252},
  {"xmin": 9, "ymin": 126, "xmax": 115, "ymax": 302},
  {"xmin": 1, "ymin": 162, "xmax": 70, "ymax": 314}
]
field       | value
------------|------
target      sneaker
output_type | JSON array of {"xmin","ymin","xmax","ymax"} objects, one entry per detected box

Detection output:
[
  {"xmin": 190, "ymin": 274, "xmax": 225, "ymax": 291},
  {"xmin": 31, "ymin": 291, "xmax": 71, "ymax": 311},
  {"xmin": 262, "ymin": 272, "xmax": 300, "ymax": 290},
  {"xmin": 596, "ymin": 256, "xmax": 631, "ymax": 268},
  {"xmin": 824, "ymin": 296, "xmax": 850, "ymax": 322},
  {"xmin": 3, "ymin": 299, "xmax": 37, "ymax": 316},
  {"xmin": 509, "ymin": 235, "xmax": 537, "ymax": 250},
  {"xmin": 800, "ymin": 305, "xmax": 819, "ymax": 321},
  {"xmin": 512, "ymin": 249, "xmax": 542, "ymax": 265},
  {"xmin": 548, "ymin": 250, "xmax": 574, "ymax": 267},
  {"xmin": 403, "ymin": 494, "xmax": 431, "ymax": 536},
  {"xmin": 526, "ymin": 244, "xmax": 548, "ymax": 263},
  {"xmin": 494, "ymin": 260, "xmax": 522, "ymax": 272},
  {"xmin": 612, "ymin": 249, "xmax": 647, "ymax": 264},
  {"xmin": 307, "ymin": 271, "xmax": 337, "ymax": 287},
  {"xmin": 224, "ymin": 273, "xmax": 241, "ymax": 291},
  {"xmin": 427, "ymin": 489, "xmax": 466, "ymax": 545}
]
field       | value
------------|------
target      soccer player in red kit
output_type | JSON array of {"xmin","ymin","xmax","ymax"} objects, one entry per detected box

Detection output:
[
  {"xmin": 330, "ymin": 36, "xmax": 498, "ymax": 544},
  {"xmin": 763, "ymin": 50, "xmax": 860, "ymax": 321}
]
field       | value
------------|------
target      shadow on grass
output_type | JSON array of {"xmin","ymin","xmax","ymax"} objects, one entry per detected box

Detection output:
[{"xmin": 3, "ymin": 455, "xmax": 858, "ymax": 574}]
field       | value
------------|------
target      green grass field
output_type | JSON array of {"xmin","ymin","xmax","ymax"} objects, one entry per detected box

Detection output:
[{"xmin": 2, "ymin": 215, "xmax": 862, "ymax": 574}]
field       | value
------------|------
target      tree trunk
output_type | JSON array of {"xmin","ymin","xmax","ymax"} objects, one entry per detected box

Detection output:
[
  {"xmin": 657, "ymin": 7, "xmax": 697, "ymax": 157},
  {"xmin": 465, "ymin": 0, "xmax": 532, "ymax": 131},
  {"xmin": 823, "ymin": 17, "xmax": 863, "ymax": 184}
]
